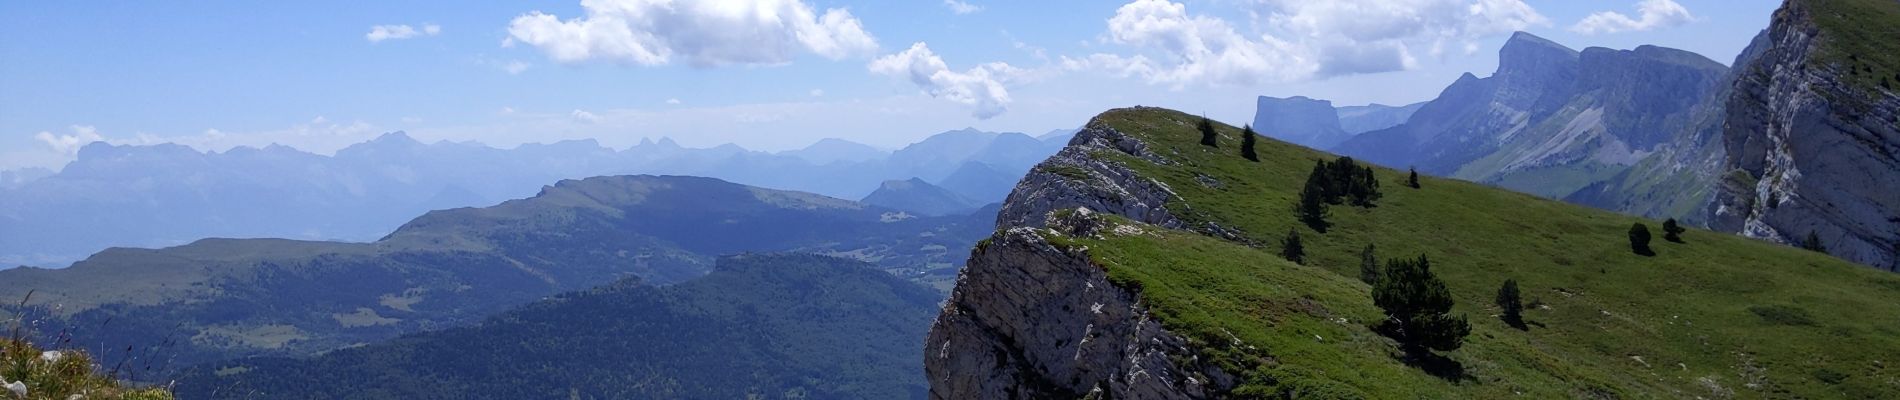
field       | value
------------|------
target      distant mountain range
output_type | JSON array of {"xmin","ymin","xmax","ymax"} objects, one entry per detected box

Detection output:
[
  {"xmin": 0, "ymin": 128, "xmax": 1073, "ymax": 267},
  {"xmin": 1286, "ymin": 16, "xmax": 1898, "ymax": 269},
  {"xmin": 0, "ymin": 175, "xmax": 989, "ymax": 371},
  {"xmin": 176, "ymin": 253, "xmax": 940, "ymax": 400},
  {"xmin": 861, "ymin": 178, "xmax": 983, "ymax": 217},
  {"xmin": 1250, "ymin": 96, "xmax": 1422, "ymax": 149},
  {"xmin": 1333, "ymin": 31, "xmax": 1732, "ymax": 224}
]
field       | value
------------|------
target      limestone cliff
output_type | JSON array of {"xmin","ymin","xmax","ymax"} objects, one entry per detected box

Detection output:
[
  {"xmin": 1711, "ymin": 0, "xmax": 1900, "ymax": 269},
  {"xmin": 928, "ymin": 109, "xmax": 1234, "ymax": 399}
]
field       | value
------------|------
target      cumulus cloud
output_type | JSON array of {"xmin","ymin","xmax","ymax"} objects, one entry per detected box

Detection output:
[
  {"xmin": 571, "ymin": 109, "xmax": 603, "ymax": 123},
  {"xmin": 366, "ymin": 23, "xmax": 441, "ymax": 42},
  {"xmin": 943, "ymin": 0, "xmax": 982, "ymax": 15},
  {"xmin": 1571, "ymin": 0, "xmax": 1695, "ymax": 35},
  {"xmin": 1064, "ymin": 0, "xmax": 1313, "ymax": 88},
  {"xmin": 870, "ymin": 42, "xmax": 1035, "ymax": 119},
  {"xmin": 665, "ymin": 98, "xmax": 683, "ymax": 105},
  {"xmin": 33, "ymin": 125, "xmax": 105, "ymax": 156},
  {"xmin": 1068, "ymin": 0, "xmax": 1547, "ymax": 87},
  {"xmin": 506, "ymin": 0, "xmax": 878, "ymax": 68}
]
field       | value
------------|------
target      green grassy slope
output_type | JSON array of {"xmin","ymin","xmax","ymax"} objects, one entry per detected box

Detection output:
[
  {"xmin": 1059, "ymin": 107, "xmax": 1900, "ymax": 398},
  {"xmin": 1807, "ymin": 0, "xmax": 1900, "ymax": 94}
]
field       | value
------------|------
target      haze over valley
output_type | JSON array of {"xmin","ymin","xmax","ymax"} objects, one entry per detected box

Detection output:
[{"xmin": 3, "ymin": 1, "xmax": 1898, "ymax": 399}]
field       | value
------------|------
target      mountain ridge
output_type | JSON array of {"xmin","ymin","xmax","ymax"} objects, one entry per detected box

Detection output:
[
  {"xmin": 930, "ymin": 106, "xmax": 1900, "ymax": 398},
  {"xmin": 1, "ymin": 174, "xmax": 989, "ymax": 372}
]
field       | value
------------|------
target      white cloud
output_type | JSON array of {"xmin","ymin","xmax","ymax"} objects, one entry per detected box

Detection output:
[
  {"xmin": 366, "ymin": 23, "xmax": 442, "ymax": 43},
  {"xmin": 33, "ymin": 125, "xmax": 105, "ymax": 156},
  {"xmin": 571, "ymin": 109, "xmax": 603, "ymax": 123},
  {"xmin": 943, "ymin": 0, "xmax": 982, "ymax": 15},
  {"xmin": 1065, "ymin": 0, "xmax": 1313, "ymax": 88},
  {"xmin": 1068, "ymin": 0, "xmax": 1547, "ymax": 87},
  {"xmin": 665, "ymin": 98, "xmax": 683, "ymax": 105},
  {"xmin": 506, "ymin": 0, "xmax": 879, "ymax": 68},
  {"xmin": 870, "ymin": 42, "xmax": 1035, "ymax": 119},
  {"xmin": 500, "ymin": 106, "xmax": 517, "ymax": 115},
  {"xmin": 1571, "ymin": 0, "xmax": 1695, "ymax": 35},
  {"xmin": 809, "ymin": 89, "xmax": 825, "ymax": 97},
  {"xmin": 503, "ymin": 60, "xmax": 531, "ymax": 74}
]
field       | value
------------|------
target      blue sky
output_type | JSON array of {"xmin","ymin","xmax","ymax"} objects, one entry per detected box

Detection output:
[{"xmin": 0, "ymin": 0, "xmax": 1780, "ymax": 170}]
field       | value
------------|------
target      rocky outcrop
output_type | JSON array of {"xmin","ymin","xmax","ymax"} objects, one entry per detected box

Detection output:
[
  {"xmin": 1711, "ymin": 0, "xmax": 1900, "ymax": 269},
  {"xmin": 926, "ymin": 211, "xmax": 1233, "ymax": 399},
  {"xmin": 996, "ymin": 111, "xmax": 1185, "ymax": 231},
  {"xmin": 932, "ymin": 108, "xmax": 1236, "ymax": 399}
]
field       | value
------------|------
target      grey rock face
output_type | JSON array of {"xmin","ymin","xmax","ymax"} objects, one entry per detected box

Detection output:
[
  {"xmin": 932, "ymin": 107, "xmax": 1235, "ymax": 398},
  {"xmin": 996, "ymin": 112, "xmax": 1185, "ymax": 230},
  {"xmin": 1712, "ymin": 1, "xmax": 1900, "ymax": 269},
  {"xmin": 1333, "ymin": 31, "xmax": 1733, "ymax": 222},
  {"xmin": 925, "ymin": 225, "xmax": 1232, "ymax": 400}
]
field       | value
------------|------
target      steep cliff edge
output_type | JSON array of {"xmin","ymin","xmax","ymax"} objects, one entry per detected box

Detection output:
[
  {"xmin": 932, "ymin": 110, "xmax": 1233, "ymax": 399},
  {"xmin": 926, "ymin": 217, "xmax": 1233, "ymax": 399},
  {"xmin": 1712, "ymin": 0, "xmax": 1900, "ymax": 269},
  {"xmin": 931, "ymin": 106, "xmax": 1900, "ymax": 398}
]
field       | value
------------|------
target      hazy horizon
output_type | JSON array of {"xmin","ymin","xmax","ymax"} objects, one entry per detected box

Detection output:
[{"xmin": 2, "ymin": 0, "xmax": 1777, "ymax": 171}]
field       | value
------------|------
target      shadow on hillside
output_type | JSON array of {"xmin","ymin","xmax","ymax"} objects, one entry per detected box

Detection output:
[
  {"xmin": 1402, "ymin": 350, "xmax": 1470, "ymax": 383},
  {"xmin": 1504, "ymin": 316, "xmax": 1530, "ymax": 331}
]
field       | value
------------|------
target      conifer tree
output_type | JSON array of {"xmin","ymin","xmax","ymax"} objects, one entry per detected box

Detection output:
[
  {"xmin": 1629, "ymin": 223, "xmax": 1655, "ymax": 256},
  {"xmin": 1296, "ymin": 171, "xmax": 1330, "ymax": 231},
  {"xmin": 1407, "ymin": 167, "xmax": 1421, "ymax": 189},
  {"xmin": 1802, "ymin": 231, "xmax": 1827, "ymax": 254},
  {"xmin": 1662, "ymin": 218, "xmax": 1686, "ymax": 243},
  {"xmin": 1373, "ymin": 255, "xmax": 1471, "ymax": 353},
  {"xmin": 1281, "ymin": 228, "xmax": 1306, "ymax": 265},
  {"xmin": 1240, "ymin": 125, "xmax": 1259, "ymax": 162},
  {"xmin": 1495, "ymin": 279, "xmax": 1524, "ymax": 330},
  {"xmin": 1350, "ymin": 166, "xmax": 1381, "ymax": 207},
  {"xmin": 1198, "ymin": 117, "xmax": 1218, "ymax": 148},
  {"xmin": 1360, "ymin": 243, "xmax": 1379, "ymax": 284}
]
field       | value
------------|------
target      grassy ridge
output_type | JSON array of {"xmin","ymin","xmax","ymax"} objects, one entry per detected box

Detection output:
[
  {"xmin": 1808, "ymin": 0, "xmax": 1900, "ymax": 95},
  {"xmin": 3, "ymin": 338, "xmax": 172, "ymax": 400},
  {"xmin": 1065, "ymin": 107, "xmax": 1900, "ymax": 398}
]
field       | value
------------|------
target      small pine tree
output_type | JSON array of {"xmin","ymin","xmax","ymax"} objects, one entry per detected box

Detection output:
[
  {"xmin": 1629, "ymin": 223, "xmax": 1654, "ymax": 256},
  {"xmin": 1359, "ymin": 243, "xmax": 1379, "ymax": 284},
  {"xmin": 1373, "ymin": 255, "xmax": 1471, "ymax": 353},
  {"xmin": 1802, "ymin": 230, "xmax": 1827, "ymax": 254},
  {"xmin": 1495, "ymin": 279, "xmax": 1524, "ymax": 329},
  {"xmin": 1281, "ymin": 229, "xmax": 1306, "ymax": 265},
  {"xmin": 1296, "ymin": 175, "xmax": 1330, "ymax": 231},
  {"xmin": 1662, "ymin": 218, "xmax": 1686, "ymax": 243},
  {"xmin": 1350, "ymin": 166, "xmax": 1381, "ymax": 207},
  {"xmin": 1240, "ymin": 125, "xmax": 1259, "ymax": 161},
  {"xmin": 1407, "ymin": 167, "xmax": 1421, "ymax": 189},
  {"xmin": 1198, "ymin": 117, "xmax": 1218, "ymax": 148}
]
